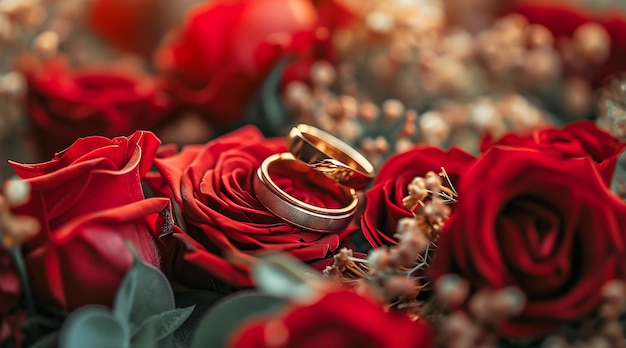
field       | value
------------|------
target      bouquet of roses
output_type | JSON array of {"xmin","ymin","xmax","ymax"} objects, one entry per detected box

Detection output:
[
  {"xmin": 0, "ymin": 118, "xmax": 625, "ymax": 347},
  {"xmin": 2, "ymin": 0, "xmax": 626, "ymax": 347}
]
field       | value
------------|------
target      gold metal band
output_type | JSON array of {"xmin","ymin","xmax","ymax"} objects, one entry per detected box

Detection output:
[
  {"xmin": 288, "ymin": 124, "xmax": 374, "ymax": 189},
  {"xmin": 254, "ymin": 152, "xmax": 358, "ymax": 232}
]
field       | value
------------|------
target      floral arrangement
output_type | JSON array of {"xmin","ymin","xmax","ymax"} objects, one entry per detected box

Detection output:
[{"xmin": 2, "ymin": 0, "xmax": 626, "ymax": 347}]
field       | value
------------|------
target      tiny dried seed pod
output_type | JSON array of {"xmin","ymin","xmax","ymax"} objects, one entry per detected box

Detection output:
[
  {"xmin": 384, "ymin": 275, "xmax": 418, "ymax": 298},
  {"xmin": 0, "ymin": 71, "xmax": 26, "ymax": 100},
  {"xmin": 310, "ymin": 60, "xmax": 336, "ymax": 86},
  {"xmin": 382, "ymin": 99, "xmax": 405, "ymax": 122},
  {"xmin": 3, "ymin": 178, "xmax": 30, "ymax": 207},
  {"xmin": 407, "ymin": 177, "xmax": 428, "ymax": 202},
  {"xmin": 492, "ymin": 287, "xmax": 525, "ymax": 317},
  {"xmin": 283, "ymin": 81, "xmax": 312, "ymax": 110},
  {"xmin": 367, "ymin": 248, "xmax": 391, "ymax": 274},
  {"xmin": 435, "ymin": 274, "xmax": 469, "ymax": 307},
  {"xmin": 395, "ymin": 217, "xmax": 420, "ymax": 243},
  {"xmin": 601, "ymin": 279, "xmax": 626, "ymax": 304},
  {"xmin": 358, "ymin": 101, "xmax": 379, "ymax": 123},
  {"xmin": 574, "ymin": 22, "xmax": 610, "ymax": 65},
  {"xmin": 424, "ymin": 171, "xmax": 442, "ymax": 191},
  {"xmin": 34, "ymin": 30, "xmax": 60, "ymax": 59},
  {"xmin": 526, "ymin": 24, "xmax": 554, "ymax": 49}
]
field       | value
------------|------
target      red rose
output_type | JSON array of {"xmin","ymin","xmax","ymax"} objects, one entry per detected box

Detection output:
[
  {"xmin": 510, "ymin": 0, "xmax": 626, "ymax": 87},
  {"xmin": 156, "ymin": 0, "xmax": 321, "ymax": 127},
  {"xmin": 25, "ymin": 198, "xmax": 170, "ymax": 311},
  {"xmin": 21, "ymin": 57, "xmax": 170, "ymax": 158},
  {"xmin": 11, "ymin": 131, "xmax": 161, "ymax": 248},
  {"xmin": 361, "ymin": 146, "xmax": 475, "ymax": 248},
  {"xmin": 9, "ymin": 131, "xmax": 169, "ymax": 311},
  {"xmin": 229, "ymin": 290, "xmax": 432, "ymax": 348},
  {"xmin": 151, "ymin": 126, "xmax": 349, "ymax": 288},
  {"xmin": 87, "ymin": 0, "xmax": 167, "ymax": 56},
  {"xmin": 480, "ymin": 121, "xmax": 625, "ymax": 185},
  {"xmin": 430, "ymin": 147, "xmax": 626, "ymax": 337}
]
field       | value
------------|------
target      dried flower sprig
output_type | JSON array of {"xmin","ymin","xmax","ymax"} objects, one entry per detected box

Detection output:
[
  {"xmin": 431, "ymin": 274, "xmax": 527, "ymax": 348},
  {"xmin": 598, "ymin": 73, "xmax": 626, "ymax": 141},
  {"xmin": 324, "ymin": 167, "xmax": 459, "ymax": 318}
]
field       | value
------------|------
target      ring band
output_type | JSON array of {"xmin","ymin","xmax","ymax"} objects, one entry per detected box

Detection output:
[
  {"xmin": 254, "ymin": 152, "xmax": 358, "ymax": 232},
  {"xmin": 288, "ymin": 124, "xmax": 374, "ymax": 189}
]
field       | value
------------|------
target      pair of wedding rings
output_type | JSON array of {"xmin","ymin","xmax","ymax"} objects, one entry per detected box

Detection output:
[{"xmin": 254, "ymin": 124, "xmax": 374, "ymax": 233}]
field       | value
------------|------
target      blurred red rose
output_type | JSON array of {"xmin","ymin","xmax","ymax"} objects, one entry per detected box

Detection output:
[
  {"xmin": 87, "ymin": 0, "xmax": 168, "ymax": 57},
  {"xmin": 480, "ymin": 121, "xmax": 625, "ymax": 186},
  {"xmin": 510, "ymin": 0, "xmax": 626, "ymax": 86},
  {"xmin": 21, "ymin": 57, "xmax": 171, "ymax": 159},
  {"xmin": 430, "ymin": 147, "xmax": 626, "ymax": 337},
  {"xmin": 156, "ymin": 0, "xmax": 328, "ymax": 127},
  {"xmin": 150, "ymin": 126, "xmax": 350, "ymax": 288},
  {"xmin": 229, "ymin": 290, "xmax": 432, "ymax": 348},
  {"xmin": 8, "ymin": 131, "xmax": 169, "ymax": 311},
  {"xmin": 361, "ymin": 146, "xmax": 475, "ymax": 248},
  {"xmin": 314, "ymin": 0, "xmax": 357, "ymax": 30}
]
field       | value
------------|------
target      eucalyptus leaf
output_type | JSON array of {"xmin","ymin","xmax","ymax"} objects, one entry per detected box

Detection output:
[
  {"xmin": 191, "ymin": 292, "xmax": 286, "ymax": 348},
  {"xmin": 59, "ymin": 306, "xmax": 129, "ymax": 348},
  {"xmin": 133, "ymin": 306, "xmax": 195, "ymax": 342},
  {"xmin": 113, "ymin": 255, "xmax": 175, "ymax": 326},
  {"xmin": 240, "ymin": 57, "xmax": 292, "ymax": 137},
  {"xmin": 253, "ymin": 252, "xmax": 319, "ymax": 301},
  {"xmin": 130, "ymin": 318, "xmax": 158, "ymax": 348}
]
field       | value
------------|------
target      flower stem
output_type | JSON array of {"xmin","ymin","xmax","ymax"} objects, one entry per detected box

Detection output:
[{"xmin": 4, "ymin": 244, "xmax": 36, "ymax": 314}]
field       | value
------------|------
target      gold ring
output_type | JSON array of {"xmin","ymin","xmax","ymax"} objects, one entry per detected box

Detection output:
[
  {"xmin": 288, "ymin": 124, "xmax": 374, "ymax": 189},
  {"xmin": 254, "ymin": 152, "xmax": 358, "ymax": 233}
]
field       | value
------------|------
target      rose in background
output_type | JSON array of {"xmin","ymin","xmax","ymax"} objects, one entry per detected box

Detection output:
[
  {"xmin": 430, "ymin": 146, "xmax": 626, "ymax": 337},
  {"xmin": 155, "ymin": 0, "xmax": 334, "ymax": 128},
  {"xmin": 149, "ymin": 126, "xmax": 351, "ymax": 289},
  {"xmin": 361, "ymin": 146, "xmax": 475, "ymax": 248},
  {"xmin": 229, "ymin": 290, "xmax": 433, "ymax": 348},
  {"xmin": 480, "ymin": 121, "xmax": 626, "ymax": 186},
  {"xmin": 510, "ymin": 0, "xmax": 626, "ymax": 87},
  {"xmin": 87, "ymin": 0, "xmax": 170, "ymax": 57},
  {"xmin": 20, "ymin": 56, "xmax": 171, "ymax": 159},
  {"xmin": 5, "ymin": 131, "xmax": 171, "ymax": 312}
]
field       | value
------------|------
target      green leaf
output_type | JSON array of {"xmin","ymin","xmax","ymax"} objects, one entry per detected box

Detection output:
[
  {"xmin": 191, "ymin": 292, "xmax": 286, "ymax": 348},
  {"xmin": 59, "ymin": 306, "xmax": 129, "ymax": 348},
  {"xmin": 113, "ymin": 254, "xmax": 175, "ymax": 326},
  {"xmin": 133, "ymin": 306, "xmax": 195, "ymax": 342},
  {"xmin": 130, "ymin": 319, "xmax": 158, "ymax": 348},
  {"xmin": 240, "ymin": 57, "xmax": 292, "ymax": 137},
  {"xmin": 253, "ymin": 252, "xmax": 319, "ymax": 301}
]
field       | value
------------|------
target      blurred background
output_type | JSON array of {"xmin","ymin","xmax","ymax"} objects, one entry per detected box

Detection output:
[{"xmin": 1, "ymin": 0, "xmax": 625, "ymax": 180}]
